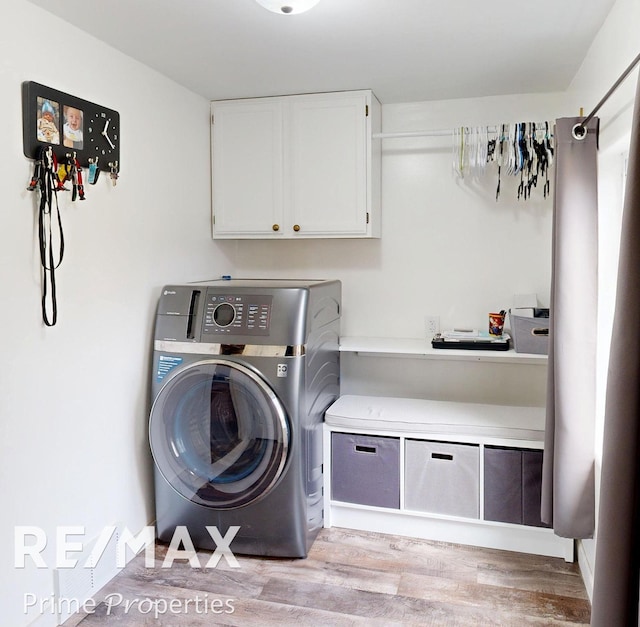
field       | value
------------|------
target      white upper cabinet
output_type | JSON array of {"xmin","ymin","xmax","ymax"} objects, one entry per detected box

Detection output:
[
  {"xmin": 211, "ymin": 90, "xmax": 381, "ymax": 239},
  {"xmin": 210, "ymin": 99, "xmax": 284, "ymax": 237}
]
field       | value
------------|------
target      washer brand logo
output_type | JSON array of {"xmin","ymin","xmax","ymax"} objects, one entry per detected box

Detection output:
[
  {"xmin": 163, "ymin": 290, "xmax": 177, "ymax": 295},
  {"xmin": 14, "ymin": 525, "xmax": 240, "ymax": 570},
  {"xmin": 277, "ymin": 364, "xmax": 288, "ymax": 377}
]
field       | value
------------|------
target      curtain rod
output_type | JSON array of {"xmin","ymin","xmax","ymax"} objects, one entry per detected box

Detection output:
[
  {"xmin": 373, "ymin": 123, "xmax": 550, "ymax": 140},
  {"xmin": 573, "ymin": 50, "xmax": 640, "ymax": 139},
  {"xmin": 373, "ymin": 129, "xmax": 455, "ymax": 139}
]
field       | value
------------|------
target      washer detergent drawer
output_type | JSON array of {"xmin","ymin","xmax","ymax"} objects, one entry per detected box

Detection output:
[
  {"xmin": 154, "ymin": 316, "xmax": 191, "ymax": 343},
  {"xmin": 331, "ymin": 433, "xmax": 400, "ymax": 509}
]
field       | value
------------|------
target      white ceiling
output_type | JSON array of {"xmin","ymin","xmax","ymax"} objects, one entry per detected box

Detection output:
[{"xmin": 26, "ymin": 0, "xmax": 616, "ymax": 104}]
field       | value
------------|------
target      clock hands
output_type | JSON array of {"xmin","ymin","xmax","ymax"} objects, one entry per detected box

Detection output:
[{"xmin": 101, "ymin": 118, "xmax": 116, "ymax": 150}]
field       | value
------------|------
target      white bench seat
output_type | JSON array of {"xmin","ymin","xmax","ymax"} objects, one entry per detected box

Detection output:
[{"xmin": 325, "ymin": 395, "xmax": 545, "ymax": 442}]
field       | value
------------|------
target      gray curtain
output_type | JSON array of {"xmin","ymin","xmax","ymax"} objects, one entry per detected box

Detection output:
[
  {"xmin": 590, "ymin": 74, "xmax": 640, "ymax": 626},
  {"xmin": 541, "ymin": 117, "xmax": 598, "ymax": 538}
]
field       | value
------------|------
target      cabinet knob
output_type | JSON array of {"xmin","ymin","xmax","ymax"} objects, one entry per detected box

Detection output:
[
  {"xmin": 272, "ymin": 224, "xmax": 280, "ymax": 232},
  {"xmin": 293, "ymin": 224, "xmax": 301, "ymax": 232}
]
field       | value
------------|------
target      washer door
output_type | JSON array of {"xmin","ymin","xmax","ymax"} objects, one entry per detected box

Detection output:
[{"xmin": 150, "ymin": 359, "xmax": 290, "ymax": 509}]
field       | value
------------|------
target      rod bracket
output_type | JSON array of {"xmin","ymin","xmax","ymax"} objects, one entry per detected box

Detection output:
[{"xmin": 572, "ymin": 123, "xmax": 587, "ymax": 141}]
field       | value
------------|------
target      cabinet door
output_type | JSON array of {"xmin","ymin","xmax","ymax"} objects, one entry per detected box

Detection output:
[
  {"xmin": 211, "ymin": 99, "xmax": 284, "ymax": 237},
  {"xmin": 288, "ymin": 92, "xmax": 370, "ymax": 237}
]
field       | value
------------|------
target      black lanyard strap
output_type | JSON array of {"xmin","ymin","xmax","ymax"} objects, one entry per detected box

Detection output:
[{"xmin": 29, "ymin": 147, "xmax": 65, "ymax": 326}]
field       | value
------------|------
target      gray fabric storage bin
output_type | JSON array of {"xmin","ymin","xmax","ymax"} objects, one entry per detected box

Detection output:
[
  {"xmin": 484, "ymin": 446, "xmax": 523, "ymax": 523},
  {"xmin": 522, "ymin": 449, "xmax": 551, "ymax": 528},
  {"xmin": 331, "ymin": 433, "xmax": 400, "ymax": 508},
  {"xmin": 405, "ymin": 440, "xmax": 479, "ymax": 519},
  {"xmin": 510, "ymin": 314, "xmax": 550, "ymax": 354},
  {"xmin": 484, "ymin": 446, "xmax": 549, "ymax": 527}
]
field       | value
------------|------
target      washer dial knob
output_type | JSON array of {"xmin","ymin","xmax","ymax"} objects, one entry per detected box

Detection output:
[{"xmin": 213, "ymin": 302, "xmax": 236, "ymax": 327}]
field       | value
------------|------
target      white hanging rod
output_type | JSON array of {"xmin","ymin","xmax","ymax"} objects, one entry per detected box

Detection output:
[
  {"xmin": 373, "ymin": 129, "xmax": 456, "ymax": 139},
  {"xmin": 373, "ymin": 122, "xmax": 551, "ymax": 140}
]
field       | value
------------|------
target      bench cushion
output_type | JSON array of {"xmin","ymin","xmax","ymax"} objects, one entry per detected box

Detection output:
[{"xmin": 325, "ymin": 395, "xmax": 544, "ymax": 441}]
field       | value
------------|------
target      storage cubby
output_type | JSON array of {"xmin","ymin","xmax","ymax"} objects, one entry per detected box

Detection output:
[
  {"xmin": 405, "ymin": 440, "xmax": 479, "ymax": 518},
  {"xmin": 323, "ymin": 395, "xmax": 573, "ymax": 562},
  {"xmin": 484, "ymin": 446, "xmax": 549, "ymax": 527},
  {"xmin": 331, "ymin": 432, "xmax": 400, "ymax": 509}
]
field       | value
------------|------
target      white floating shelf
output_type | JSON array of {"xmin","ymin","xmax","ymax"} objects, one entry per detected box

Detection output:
[{"xmin": 339, "ymin": 336, "xmax": 548, "ymax": 365}]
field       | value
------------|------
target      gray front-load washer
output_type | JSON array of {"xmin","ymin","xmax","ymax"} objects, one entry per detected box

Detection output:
[{"xmin": 149, "ymin": 279, "xmax": 340, "ymax": 558}]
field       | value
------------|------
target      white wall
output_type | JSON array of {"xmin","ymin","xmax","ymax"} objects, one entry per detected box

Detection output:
[
  {"xmin": 560, "ymin": 0, "xmax": 640, "ymax": 598},
  {"xmin": 1, "ymin": 3, "xmax": 230, "ymax": 625},
  {"xmin": 222, "ymin": 92, "xmax": 565, "ymax": 406}
]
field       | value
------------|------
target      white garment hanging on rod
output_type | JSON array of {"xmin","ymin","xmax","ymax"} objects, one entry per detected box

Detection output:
[{"xmin": 374, "ymin": 122, "xmax": 555, "ymax": 201}]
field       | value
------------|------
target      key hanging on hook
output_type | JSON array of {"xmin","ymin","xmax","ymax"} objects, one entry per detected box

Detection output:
[
  {"xmin": 109, "ymin": 161, "xmax": 119, "ymax": 187},
  {"xmin": 58, "ymin": 153, "xmax": 74, "ymax": 190},
  {"xmin": 88, "ymin": 157, "xmax": 100, "ymax": 185},
  {"xmin": 74, "ymin": 153, "xmax": 85, "ymax": 200}
]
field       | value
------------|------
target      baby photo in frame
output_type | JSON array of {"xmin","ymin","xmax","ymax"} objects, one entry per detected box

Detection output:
[
  {"xmin": 62, "ymin": 104, "xmax": 84, "ymax": 150},
  {"xmin": 36, "ymin": 96, "xmax": 60, "ymax": 145}
]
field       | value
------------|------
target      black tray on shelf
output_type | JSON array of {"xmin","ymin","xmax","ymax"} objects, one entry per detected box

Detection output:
[{"xmin": 431, "ymin": 335, "xmax": 510, "ymax": 351}]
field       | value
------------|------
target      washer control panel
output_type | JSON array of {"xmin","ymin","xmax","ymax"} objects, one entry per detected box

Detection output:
[{"xmin": 202, "ymin": 291, "xmax": 273, "ymax": 336}]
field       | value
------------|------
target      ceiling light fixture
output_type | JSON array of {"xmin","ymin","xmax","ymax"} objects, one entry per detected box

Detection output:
[{"xmin": 255, "ymin": 0, "xmax": 321, "ymax": 15}]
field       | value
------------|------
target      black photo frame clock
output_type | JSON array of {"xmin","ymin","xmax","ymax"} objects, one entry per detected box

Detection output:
[{"xmin": 22, "ymin": 81, "xmax": 120, "ymax": 171}]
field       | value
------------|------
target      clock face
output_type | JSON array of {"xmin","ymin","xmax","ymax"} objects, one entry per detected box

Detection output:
[{"xmin": 87, "ymin": 111, "xmax": 119, "ymax": 162}]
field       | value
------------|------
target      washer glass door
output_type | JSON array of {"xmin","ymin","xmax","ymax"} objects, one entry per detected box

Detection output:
[{"xmin": 149, "ymin": 359, "xmax": 289, "ymax": 509}]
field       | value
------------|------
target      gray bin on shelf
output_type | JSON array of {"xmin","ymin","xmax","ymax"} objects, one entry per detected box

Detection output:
[
  {"xmin": 510, "ymin": 314, "xmax": 550, "ymax": 354},
  {"xmin": 405, "ymin": 439, "xmax": 480, "ymax": 519},
  {"xmin": 484, "ymin": 446, "xmax": 523, "ymax": 524},
  {"xmin": 331, "ymin": 433, "xmax": 400, "ymax": 509},
  {"xmin": 484, "ymin": 446, "xmax": 550, "ymax": 528},
  {"xmin": 522, "ymin": 449, "xmax": 550, "ymax": 528}
]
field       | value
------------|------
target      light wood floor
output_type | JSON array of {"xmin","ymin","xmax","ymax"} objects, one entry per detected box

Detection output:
[{"xmin": 65, "ymin": 527, "xmax": 590, "ymax": 626}]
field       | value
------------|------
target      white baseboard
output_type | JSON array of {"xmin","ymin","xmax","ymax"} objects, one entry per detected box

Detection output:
[{"xmin": 577, "ymin": 538, "xmax": 595, "ymax": 602}]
